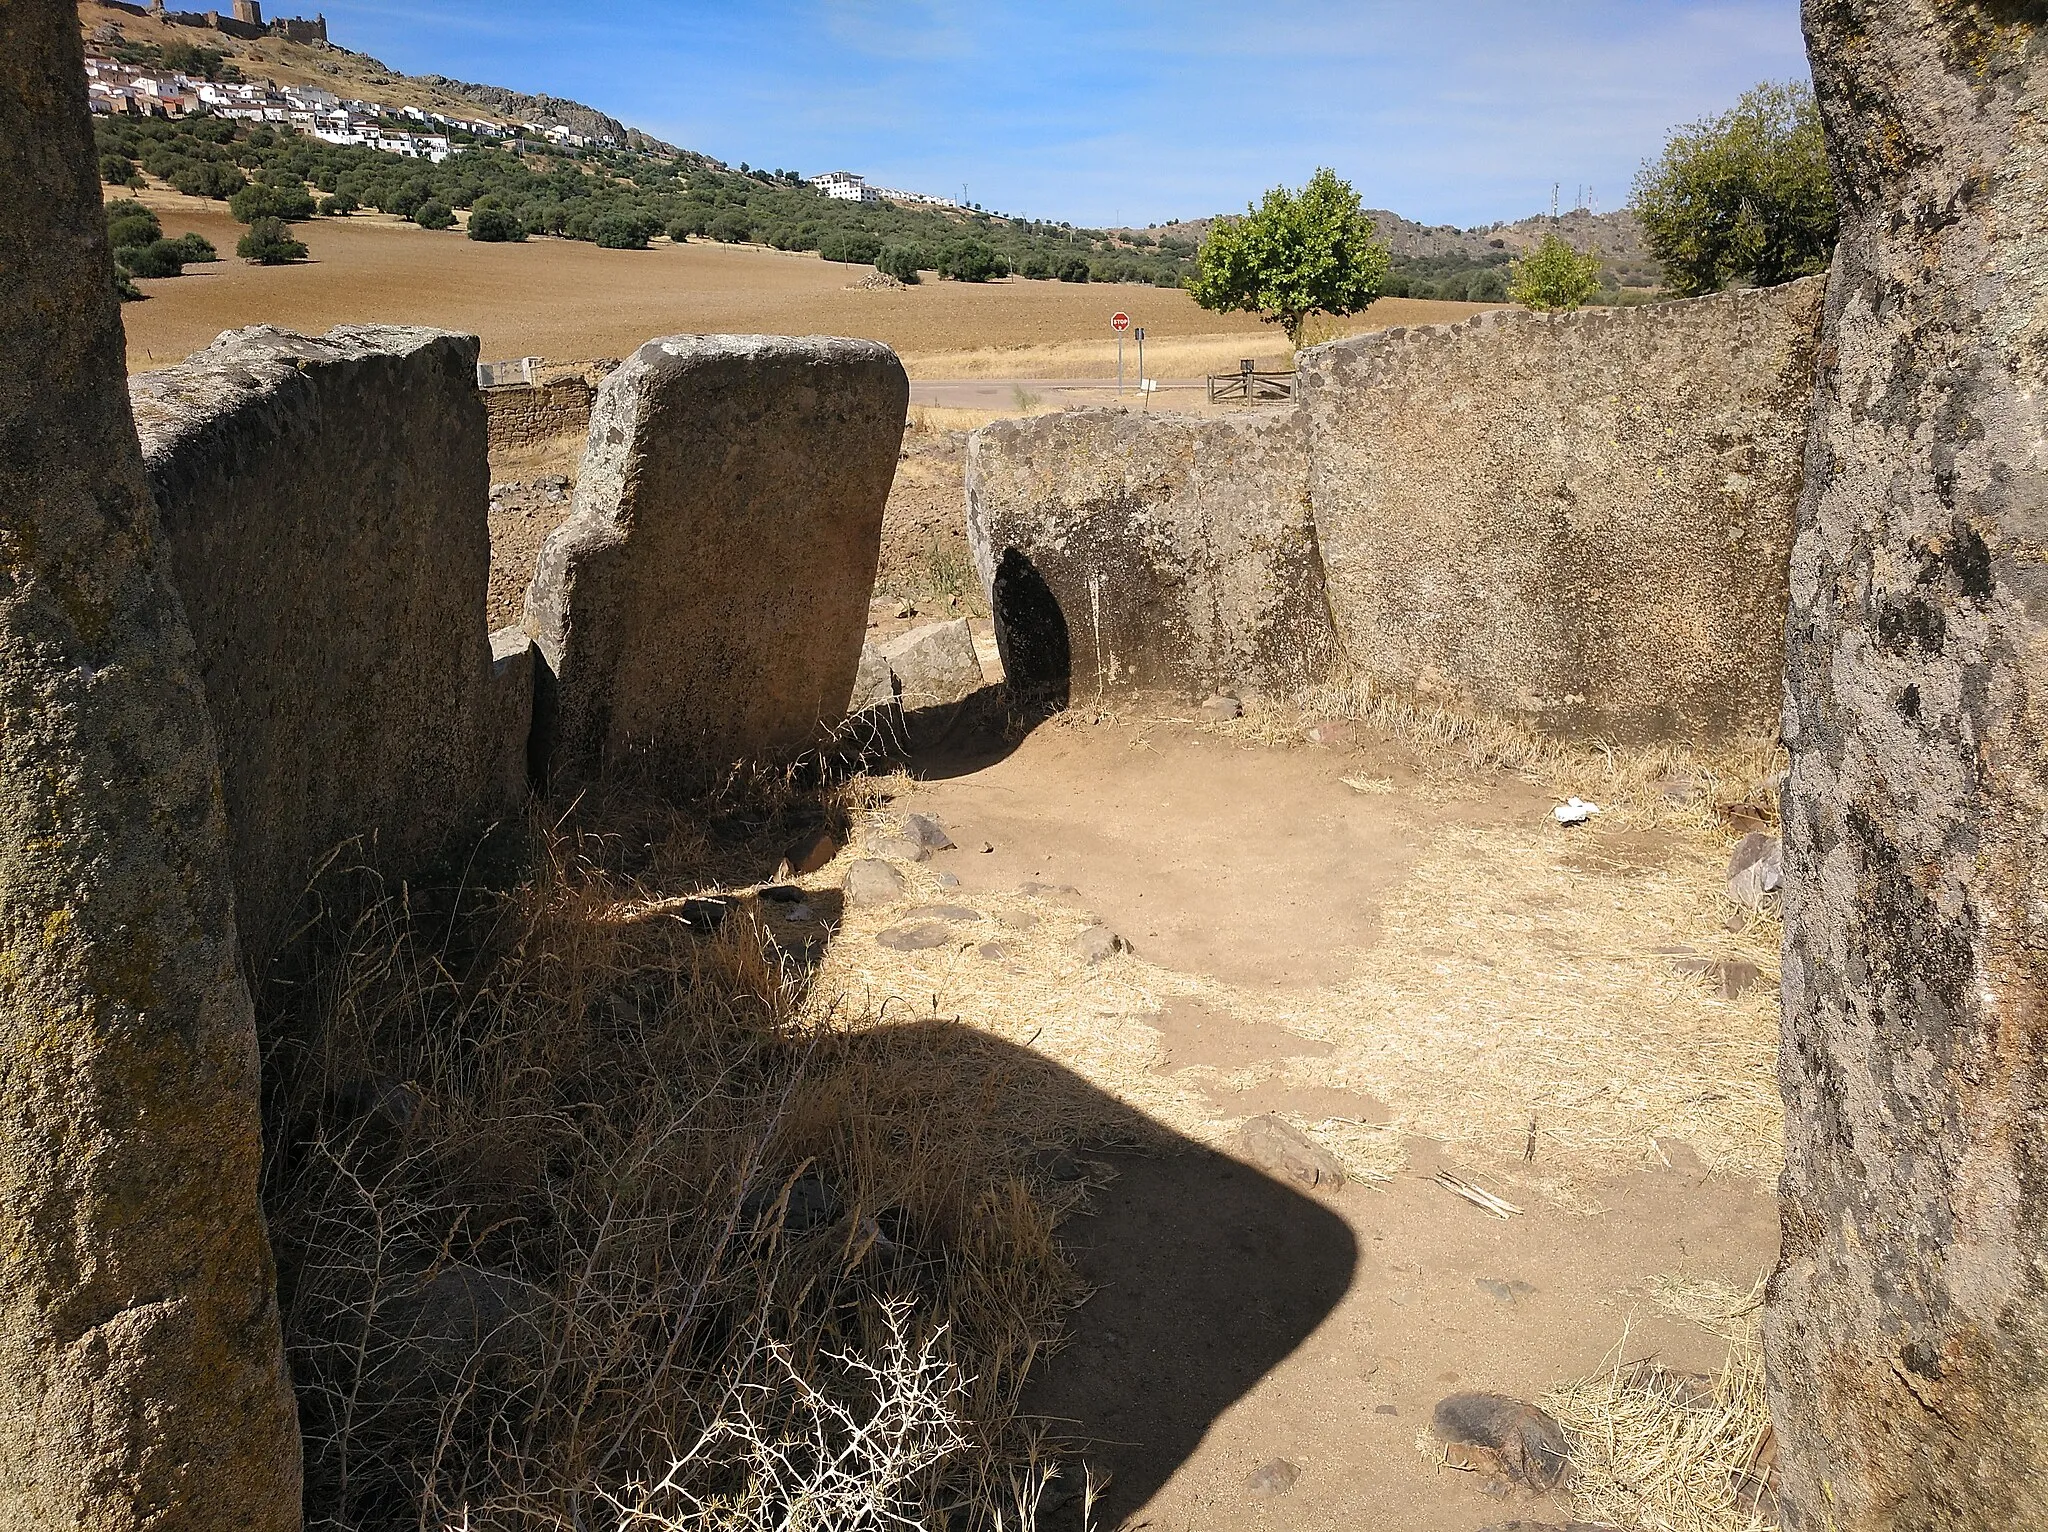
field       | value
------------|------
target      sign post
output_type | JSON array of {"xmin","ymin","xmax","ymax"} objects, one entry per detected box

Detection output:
[
  {"xmin": 1112, "ymin": 311, "xmax": 1130, "ymax": 394},
  {"xmin": 1135, "ymin": 326, "xmax": 1146, "ymax": 396}
]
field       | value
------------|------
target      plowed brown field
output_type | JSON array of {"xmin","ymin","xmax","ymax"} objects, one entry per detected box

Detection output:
[{"xmin": 116, "ymin": 189, "xmax": 1501, "ymax": 374}]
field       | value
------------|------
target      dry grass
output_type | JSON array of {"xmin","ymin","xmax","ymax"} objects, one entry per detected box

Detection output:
[
  {"xmin": 260, "ymin": 780, "xmax": 1104, "ymax": 1531},
  {"xmin": 1542, "ymin": 1280, "xmax": 1776, "ymax": 1532},
  {"xmin": 488, "ymin": 433, "xmax": 587, "ymax": 486}
]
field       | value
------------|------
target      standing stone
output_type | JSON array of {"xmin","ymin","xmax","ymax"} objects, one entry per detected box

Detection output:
[
  {"xmin": 880, "ymin": 618, "xmax": 987, "ymax": 709},
  {"xmin": 966, "ymin": 408, "xmax": 1333, "ymax": 703},
  {"xmin": 132, "ymin": 324, "xmax": 515, "ymax": 976},
  {"xmin": 525, "ymin": 335, "xmax": 907, "ymax": 786},
  {"xmin": 1771, "ymin": 5, "xmax": 2048, "ymax": 1527},
  {"xmin": 0, "ymin": 4, "xmax": 300, "ymax": 1527},
  {"xmin": 1298, "ymin": 282, "xmax": 1824, "ymax": 745}
]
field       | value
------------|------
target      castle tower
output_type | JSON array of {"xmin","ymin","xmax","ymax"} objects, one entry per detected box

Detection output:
[{"xmin": 233, "ymin": 0, "xmax": 262, "ymax": 23}]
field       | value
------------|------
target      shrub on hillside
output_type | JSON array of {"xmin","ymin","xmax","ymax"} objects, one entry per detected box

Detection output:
[
  {"xmin": 100, "ymin": 152, "xmax": 136, "ymax": 185},
  {"xmin": 594, "ymin": 211, "xmax": 655, "ymax": 249},
  {"xmin": 819, "ymin": 230, "xmax": 884, "ymax": 265},
  {"xmin": 1056, "ymin": 255, "xmax": 1090, "ymax": 282},
  {"xmin": 707, "ymin": 209, "xmax": 753, "ymax": 243},
  {"xmin": 170, "ymin": 160, "xmax": 246, "ymax": 200},
  {"xmin": 318, "ymin": 193, "xmax": 357, "ymax": 217},
  {"xmin": 667, "ymin": 209, "xmax": 709, "ymax": 241},
  {"xmin": 413, "ymin": 199, "xmax": 456, "ymax": 230},
  {"xmin": 105, "ymin": 199, "xmax": 161, "ymax": 250},
  {"xmin": 238, "ymin": 216, "xmax": 309, "ymax": 265},
  {"xmin": 877, "ymin": 244, "xmax": 924, "ymax": 283},
  {"xmin": 113, "ymin": 268, "xmax": 143, "ymax": 303},
  {"xmin": 230, "ymin": 180, "xmax": 316, "ymax": 224},
  {"xmin": 467, "ymin": 205, "xmax": 526, "ymax": 242},
  {"xmin": 939, "ymin": 238, "xmax": 1005, "ymax": 282},
  {"xmin": 1019, "ymin": 253, "xmax": 1054, "ymax": 280},
  {"xmin": 169, "ymin": 231, "xmax": 218, "ymax": 263}
]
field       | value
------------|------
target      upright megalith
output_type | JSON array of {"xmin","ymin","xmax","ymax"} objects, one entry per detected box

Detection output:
[
  {"xmin": 0, "ymin": 4, "xmax": 300, "ymax": 1527},
  {"xmin": 132, "ymin": 324, "xmax": 514, "ymax": 976},
  {"xmin": 1299, "ymin": 282, "xmax": 1823, "ymax": 744},
  {"xmin": 525, "ymin": 334, "xmax": 907, "ymax": 785},
  {"xmin": 966, "ymin": 409, "xmax": 1333, "ymax": 701},
  {"xmin": 1770, "ymin": 4, "xmax": 2048, "ymax": 1526}
]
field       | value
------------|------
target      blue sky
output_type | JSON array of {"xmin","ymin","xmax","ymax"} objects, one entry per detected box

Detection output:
[{"xmin": 316, "ymin": 2, "xmax": 1808, "ymax": 228}]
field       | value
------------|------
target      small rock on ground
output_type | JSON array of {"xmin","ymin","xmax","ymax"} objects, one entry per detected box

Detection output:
[
  {"xmin": 843, "ymin": 859, "xmax": 908, "ymax": 906},
  {"xmin": 1070, "ymin": 925, "xmax": 1126, "ymax": 964},
  {"xmin": 1199, "ymin": 693, "xmax": 1243, "ymax": 722},
  {"xmin": 902, "ymin": 812, "xmax": 955, "ymax": 850},
  {"xmin": 781, "ymin": 826, "xmax": 841, "ymax": 877},
  {"xmin": 904, "ymin": 904, "xmax": 982, "ymax": 924},
  {"xmin": 878, "ymin": 921, "xmax": 953, "ymax": 952},
  {"xmin": 1726, "ymin": 831, "xmax": 1782, "ymax": 908},
  {"xmin": 1238, "ymin": 1114, "xmax": 1346, "ymax": 1190},
  {"xmin": 1246, "ymin": 1458, "xmax": 1299, "ymax": 1495},
  {"xmin": 1475, "ymin": 1277, "xmax": 1537, "ymax": 1305},
  {"xmin": 872, "ymin": 834, "xmax": 930, "ymax": 864},
  {"xmin": 1430, "ymin": 1392, "xmax": 1574, "ymax": 1492}
]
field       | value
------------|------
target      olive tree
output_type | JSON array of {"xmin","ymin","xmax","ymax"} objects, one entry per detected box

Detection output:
[
  {"xmin": 1189, "ymin": 168, "xmax": 1389, "ymax": 345},
  {"xmin": 1632, "ymin": 80, "xmax": 1836, "ymax": 297}
]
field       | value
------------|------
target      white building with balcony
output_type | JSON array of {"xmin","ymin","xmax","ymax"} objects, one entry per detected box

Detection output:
[{"xmin": 810, "ymin": 170, "xmax": 879, "ymax": 203}]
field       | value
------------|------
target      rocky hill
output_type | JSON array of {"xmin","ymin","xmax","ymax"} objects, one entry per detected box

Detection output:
[{"xmin": 417, "ymin": 77, "xmax": 675, "ymax": 155}]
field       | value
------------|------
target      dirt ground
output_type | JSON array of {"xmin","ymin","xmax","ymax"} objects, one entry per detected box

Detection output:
[
  {"xmin": 113, "ymin": 186, "xmax": 1499, "ymax": 376},
  {"xmin": 768, "ymin": 710, "xmax": 1782, "ymax": 1532}
]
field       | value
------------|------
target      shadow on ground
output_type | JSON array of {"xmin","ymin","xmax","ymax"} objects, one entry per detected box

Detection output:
[{"xmin": 1026, "ymin": 1147, "xmax": 1358, "ymax": 1526}]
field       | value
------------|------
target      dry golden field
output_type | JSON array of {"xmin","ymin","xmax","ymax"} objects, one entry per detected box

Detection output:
[{"xmin": 116, "ymin": 189, "xmax": 1503, "ymax": 375}]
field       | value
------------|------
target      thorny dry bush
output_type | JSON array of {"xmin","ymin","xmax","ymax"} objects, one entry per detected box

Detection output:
[{"xmin": 260, "ymin": 776, "xmax": 1099, "ymax": 1531}]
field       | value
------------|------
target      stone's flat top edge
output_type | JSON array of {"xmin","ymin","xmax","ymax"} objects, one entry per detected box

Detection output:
[
  {"xmin": 129, "ymin": 324, "xmax": 481, "ymax": 452},
  {"xmin": 132, "ymin": 324, "xmax": 478, "ymax": 408},
  {"xmin": 968, "ymin": 404, "xmax": 1302, "ymax": 451},
  {"xmin": 630, "ymin": 333, "xmax": 906, "ymax": 368},
  {"xmin": 1297, "ymin": 274, "xmax": 1828, "ymax": 372}
]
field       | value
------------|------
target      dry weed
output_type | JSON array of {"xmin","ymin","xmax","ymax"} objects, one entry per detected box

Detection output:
[
  {"xmin": 1542, "ymin": 1282, "xmax": 1777, "ymax": 1532},
  {"xmin": 261, "ymin": 789, "xmax": 1087, "ymax": 1531}
]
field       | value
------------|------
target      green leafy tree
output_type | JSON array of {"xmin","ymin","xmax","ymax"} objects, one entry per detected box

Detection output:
[
  {"xmin": 1632, "ymin": 80, "xmax": 1836, "ymax": 296},
  {"xmin": 413, "ymin": 199, "xmax": 456, "ymax": 230},
  {"xmin": 237, "ymin": 216, "xmax": 309, "ymax": 265},
  {"xmin": 1508, "ymin": 233, "xmax": 1604, "ymax": 312},
  {"xmin": 466, "ymin": 206, "xmax": 525, "ymax": 242},
  {"xmin": 115, "ymin": 239, "xmax": 187, "ymax": 279},
  {"xmin": 100, "ymin": 152, "xmax": 136, "ymax": 185},
  {"xmin": 819, "ymin": 230, "xmax": 883, "ymax": 265},
  {"xmin": 939, "ymin": 238, "xmax": 1004, "ymax": 282},
  {"xmin": 1190, "ymin": 167, "xmax": 1390, "ymax": 344},
  {"xmin": 877, "ymin": 244, "xmax": 924, "ymax": 283},
  {"xmin": 230, "ymin": 180, "xmax": 316, "ymax": 224}
]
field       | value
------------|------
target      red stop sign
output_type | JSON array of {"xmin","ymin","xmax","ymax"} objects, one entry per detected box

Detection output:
[{"xmin": 1112, "ymin": 312, "xmax": 1130, "ymax": 332}]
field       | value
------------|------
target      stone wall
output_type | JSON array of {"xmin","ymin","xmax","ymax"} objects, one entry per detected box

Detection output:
[
  {"xmin": 0, "ymin": 4, "xmax": 300, "ymax": 1523},
  {"xmin": 1768, "ymin": 3, "xmax": 2048, "ymax": 1526},
  {"xmin": 133, "ymin": 324, "xmax": 522, "ymax": 975},
  {"xmin": 966, "ymin": 410, "xmax": 1333, "ymax": 701},
  {"xmin": 526, "ymin": 334, "xmax": 908, "ymax": 786},
  {"xmin": 968, "ymin": 282, "xmax": 1826, "ymax": 743},
  {"xmin": 484, "ymin": 374, "xmax": 594, "ymax": 454},
  {"xmin": 1300, "ymin": 279, "xmax": 1825, "ymax": 743}
]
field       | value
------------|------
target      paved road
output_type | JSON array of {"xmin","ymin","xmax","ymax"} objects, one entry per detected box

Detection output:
[{"xmin": 908, "ymin": 376, "xmax": 1206, "ymax": 409}]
